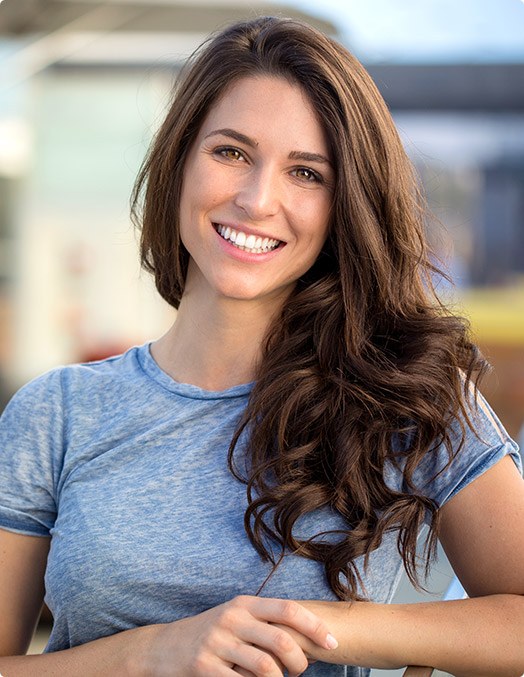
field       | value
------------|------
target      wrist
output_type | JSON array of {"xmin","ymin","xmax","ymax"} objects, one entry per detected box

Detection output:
[
  {"xmin": 295, "ymin": 600, "xmax": 355, "ymax": 664},
  {"xmin": 123, "ymin": 623, "xmax": 168, "ymax": 677}
]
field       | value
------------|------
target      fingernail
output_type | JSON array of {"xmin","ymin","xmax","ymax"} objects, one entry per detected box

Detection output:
[{"xmin": 326, "ymin": 633, "xmax": 338, "ymax": 650}]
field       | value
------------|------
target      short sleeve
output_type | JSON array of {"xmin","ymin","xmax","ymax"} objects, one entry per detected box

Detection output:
[
  {"xmin": 409, "ymin": 390, "xmax": 522, "ymax": 511},
  {"xmin": 0, "ymin": 369, "xmax": 65, "ymax": 536}
]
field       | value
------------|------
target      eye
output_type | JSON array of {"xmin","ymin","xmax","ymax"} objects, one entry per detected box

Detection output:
[
  {"xmin": 214, "ymin": 146, "xmax": 246, "ymax": 162},
  {"xmin": 292, "ymin": 167, "xmax": 323, "ymax": 183}
]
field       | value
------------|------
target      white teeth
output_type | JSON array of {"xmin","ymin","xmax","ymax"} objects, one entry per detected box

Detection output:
[{"xmin": 215, "ymin": 224, "xmax": 281, "ymax": 254}]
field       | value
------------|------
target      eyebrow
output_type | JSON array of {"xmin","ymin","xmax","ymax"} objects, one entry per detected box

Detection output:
[
  {"xmin": 205, "ymin": 128, "xmax": 257, "ymax": 148},
  {"xmin": 288, "ymin": 150, "xmax": 332, "ymax": 166},
  {"xmin": 204, "ymin": 128, "xmax": 332, "ymax": 167}
]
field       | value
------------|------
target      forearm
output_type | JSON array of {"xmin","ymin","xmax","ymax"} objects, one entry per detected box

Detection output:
[
  {"xmin": 0, "ymin": 623, "xmax": 156, "ymax": 676},
  {"xmin": 0, "ymin": 594, "xmax": 339, "ymax": 677},
  {"xmin": 299, "ymin": 594, "xmax": 524, "ymax": 677}
]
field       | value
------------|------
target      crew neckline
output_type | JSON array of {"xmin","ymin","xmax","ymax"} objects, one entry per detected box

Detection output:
[{"xmin": 136, "ymin": 342, "xmax": 254, "ymax": 400}]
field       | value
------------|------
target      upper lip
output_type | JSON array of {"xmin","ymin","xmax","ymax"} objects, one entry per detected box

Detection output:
[{"xmin": 212, "ymin": 220, "xmax": 285, "ymax": 243}]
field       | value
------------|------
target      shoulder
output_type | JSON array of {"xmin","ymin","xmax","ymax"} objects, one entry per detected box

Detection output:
[
  {"xmin": 1, "ymin": 344, "xmax": 149, "ymax": 427},
  {"xmin": 27, "ymin": 344, "xmax": 144, "ymax": 394},
  {"xmin": 385, "ymin": 387, "xmax": 521, "ymax": 510},
  {"xmin": 456, "ymin": 384, "xmax": 520, "ymax": 475},
  {"xmin": 58, "ymin": 343, "xmax": 148, "ymax": 393},
  {"xmin": 416, "ymin": 387, "xmax": 521, "ymax": 508}
]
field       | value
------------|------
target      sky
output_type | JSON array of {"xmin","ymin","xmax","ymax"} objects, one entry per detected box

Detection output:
[{"xmin": 283, "ymin": 0, "xmax": 524, "ymax": 63}]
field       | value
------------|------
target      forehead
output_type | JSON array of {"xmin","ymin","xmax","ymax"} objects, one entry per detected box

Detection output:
[{"xmin": 196, "ymin": 75, "xmax": 331, "ymax": 156}]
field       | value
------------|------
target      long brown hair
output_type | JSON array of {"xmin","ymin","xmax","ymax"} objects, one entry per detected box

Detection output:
[{"xmin": 131, "ymin": 16, "xmax": 487, "ymax": 600}]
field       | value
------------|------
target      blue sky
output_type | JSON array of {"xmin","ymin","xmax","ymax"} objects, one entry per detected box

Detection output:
[{"xmin": 283, "ymin": 0, "xmax": 524, "ymax": 63}]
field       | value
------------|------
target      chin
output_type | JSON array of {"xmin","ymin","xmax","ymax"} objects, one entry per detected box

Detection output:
[
  {"xmin": 218, "ymin": 288, "xmax": 268, "ymax": 302},
  {"xmin": 214, "ymin": 281, "xmax": 290, "ymax": 305}
]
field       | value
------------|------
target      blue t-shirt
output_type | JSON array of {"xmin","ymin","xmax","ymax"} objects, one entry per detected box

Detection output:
[{"xmin": 0, "ymin": 343, "xmax": 520, "ymax": 676}]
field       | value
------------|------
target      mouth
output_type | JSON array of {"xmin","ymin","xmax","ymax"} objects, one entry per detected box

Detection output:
[{"xmin": 213, "ymin": 223, "xmax": 282, "ymax": 254}]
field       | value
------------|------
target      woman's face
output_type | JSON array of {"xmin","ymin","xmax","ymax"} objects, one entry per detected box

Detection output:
[{"xmin": 179, "ymin": 75, "xmax": 334, "ymax": 308}]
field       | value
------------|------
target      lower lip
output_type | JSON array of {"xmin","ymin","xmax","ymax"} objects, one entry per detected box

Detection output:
[{"xmin": 213, "ymin": 226, "xmax": 284, "ymax": 262}]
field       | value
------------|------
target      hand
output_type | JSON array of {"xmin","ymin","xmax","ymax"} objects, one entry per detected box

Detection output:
[
  {"xmin": 137, "ymin": 595, "xmax": 338, "ymax": 676},
  {"xmin": 232, "ymin": 655, "xmax": 318, "ymax": 677}
]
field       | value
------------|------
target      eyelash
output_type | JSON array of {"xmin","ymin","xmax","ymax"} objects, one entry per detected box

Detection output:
[
  {"xmin": 213, "ymin": 146, "xmax": 324, "ymax": 184},
  {"xmin": 215, "ymin": 146, "xmax": 245, "ymax": 162},
  {"xmin": 292, "ymin": 167, "xmax": 323, "ymax": 184}
]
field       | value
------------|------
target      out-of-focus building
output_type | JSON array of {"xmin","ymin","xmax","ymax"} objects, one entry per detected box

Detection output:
[
  {"xmin": 0, "ymin": 0, "xmax": 336, "ymax": 395},
  {"xmin": 366, "ymin": 62, "xmax": 524, "ymax": 437},
  {"xmin": 368, "ymin": 62, "xmax": 524, "ymax": 287}
]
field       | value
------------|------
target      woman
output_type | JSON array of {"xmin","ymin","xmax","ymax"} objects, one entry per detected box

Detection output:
[{"xmin": 0, "ymin": 16, "xmax": 523, "ymax": 677}]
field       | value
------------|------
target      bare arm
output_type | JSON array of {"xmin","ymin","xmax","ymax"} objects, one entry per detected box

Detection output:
[
  {"xmin": 0, "ymin": 529, "xmax": 49, "ymax": 656},
  {"xmin": 299, "ymin": 591, "xmax": 523, "ymax": 676},
  {"xmin": 0, "ymin": 600, "xmax": 336, "ymax": 677},
  {"xmin": 288, "ymin": 455, "xmax": 524, "ymax": 676},
  {"xmin": 0, "ymin": 528, "xmax": 338, "ymax": 676},
  {"xmin": 0, "ymin": 530, "xmax": 163, "ymax": 674}
]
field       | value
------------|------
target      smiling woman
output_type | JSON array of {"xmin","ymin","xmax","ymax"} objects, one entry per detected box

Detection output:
[{"xmin": 0, "ymin": 15, "xmax": 523, "ymax": 677}]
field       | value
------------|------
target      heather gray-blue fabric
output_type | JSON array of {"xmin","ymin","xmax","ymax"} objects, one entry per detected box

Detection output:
[{"xmin": 0, "ymin": 343, "xmax": 521, "ymax": 676}]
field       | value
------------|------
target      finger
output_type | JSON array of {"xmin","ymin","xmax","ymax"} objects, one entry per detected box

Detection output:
[
  {"xmin": 232, "ymin": 667, "xmax": 256, "ymax": 677},
  {"xmin": 233, "ymin": 663, "xmax": 280, "ymax": 677},
  {"xmin": 197, "ymin": 661, "xmax": 244, "ymax": 677},
  {"xmin": 239, "ymin": 596, "xmax": 338, "ymax": 651},
  {"xmin": 233, "ymin": 660, "xmax": 285, "ymax": 677},
  {"xmin": 238, "ymin": 623, "xmax": 308, "ymax": 676},
  {"xmin": 222, "ymin": 643, "xmax": 284, "ymax": 677}
]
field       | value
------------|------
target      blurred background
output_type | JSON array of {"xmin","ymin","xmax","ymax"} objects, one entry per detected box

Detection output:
[
  {"xmin": 1, "ymin": 0, "xmax": 524, "ymax": 447},
  {"xmin": 1, "ymin": 0, "xmax": 523, "ymax": 668}
]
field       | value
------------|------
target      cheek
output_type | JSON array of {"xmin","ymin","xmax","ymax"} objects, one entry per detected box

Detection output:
[
  {"xmin": 301, "ymin": 196, "xmax": 331, "ymax": 244},
  {"xmin": 189, "ymin": 174, "xmax": 232, "ymax": 214}
]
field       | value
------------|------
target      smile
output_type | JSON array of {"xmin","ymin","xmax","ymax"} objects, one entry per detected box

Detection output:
[{"xmin": 214, "ymin": 224, "xmax": 282, "ymax": 254}]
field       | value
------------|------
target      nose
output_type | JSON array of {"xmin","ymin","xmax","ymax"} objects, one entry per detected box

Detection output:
[{"xmin": 234, "ymin": 165, "xmax": 281, "ymax": 221}]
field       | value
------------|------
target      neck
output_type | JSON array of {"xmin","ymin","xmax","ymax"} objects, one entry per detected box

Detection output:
[{"xmin": 151, "ymin": 289, "xmax": 282, "ymax": 391}]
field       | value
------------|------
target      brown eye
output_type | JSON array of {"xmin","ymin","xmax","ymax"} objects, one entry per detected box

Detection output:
[
  {"xmin": 293, "ymin": 167, "xmax": 322, "ymax": 183},
  {"xmin": 217, "ymin": 147, "xmax": 245, "ymax": 161}
]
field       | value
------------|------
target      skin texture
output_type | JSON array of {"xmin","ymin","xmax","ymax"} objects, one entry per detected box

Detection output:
[
  {"xmin": 1, "ymin": 75, "xmax": 523, "ymax": 676},
  {"xmin": 153, "ymin": 75, "xmax": 334, "ymax": 391},
  {"xmin": 179, "ymin": 75, "xmax": 334, "ymax": 307}
]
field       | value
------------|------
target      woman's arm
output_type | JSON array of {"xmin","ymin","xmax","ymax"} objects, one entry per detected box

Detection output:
[
  {"xmin": 299, "ymin": 591, "xmax": 523, "ymax": 676},
  {"xmin": 291, "ymin": 455, "xmax": 524, "ymax": 676},
  {"xmin": 0, "ymin": 597, "xmax": 336, "ymax": 677},
  {"xmin": 0, "ymin": 529, "xmax": 49, "ymax": 656},
  {"xmin": 0, "ymin": 529, "xmax": 337, "ymax": 676}
]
